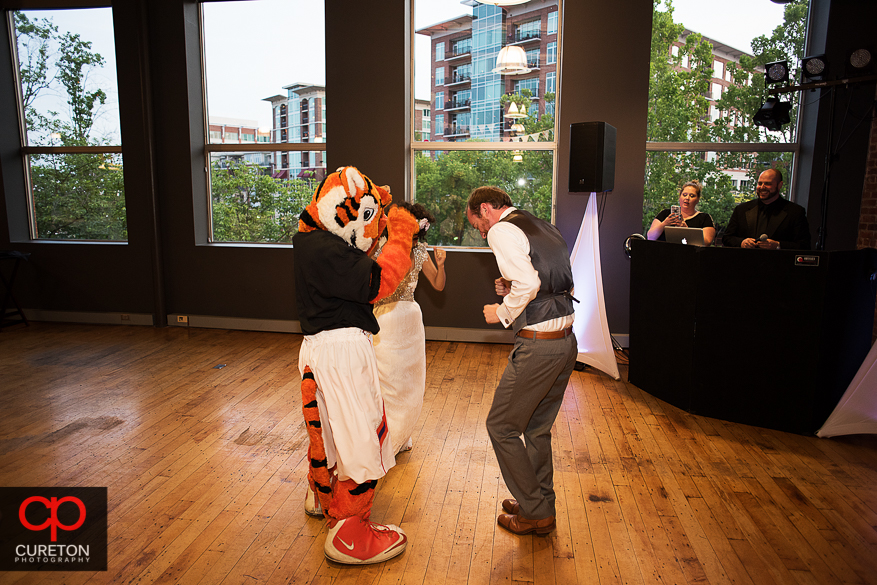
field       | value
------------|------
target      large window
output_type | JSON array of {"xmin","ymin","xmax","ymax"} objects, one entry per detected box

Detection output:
[
  {"xmin": 414, "ymin": 0, "xmax": 560, "ymax": 247},
  {"xmin": 201, "ymin": 0, "xmax": 325, "ymax": 244},
  {"xmin": 12, "ymin": 8, "xmax": 125, "ymax": 241},
  {"xmin": 645, "ymin": 0, "xmax": 808, "ymax": 243}
]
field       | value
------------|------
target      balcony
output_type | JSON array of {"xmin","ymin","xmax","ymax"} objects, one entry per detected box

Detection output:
[
  {"xmin": 447, "ymin": 45, "xmax": 472, "ymax": 62},
  {"xmin": 446, "ymin": 98, "xmax": 471, "ymax": 111},
  {"xmin": 444, "ymin": 125, "xmax": 470, "ymax": 139},
  {"xmin": 508, "ymin": 31, "xmax": 541, "ymax": 45},
  {"xmin": 448, "ymin": 73, "xmax": 471, "ymax": 87}
]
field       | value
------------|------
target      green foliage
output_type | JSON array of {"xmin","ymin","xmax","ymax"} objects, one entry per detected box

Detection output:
[
  {"xmin": 711, "ymin": 0, "xmax": 806, "ymax": 192},
  {"xmin": 31, "ymin": 153, "xmax": 126, "ymax": 239},
  {"xmin": 414, "ymin": 148, "xmax": 553, "ymax": 247},
  {"xmin": 415, "ymin": 92, "xmax": 556, "ymax": 247},
  {"xmin": 15, "ymin": 11, "xmax": 125, "ymax": 240},
  {"xmin": 210, "ymin": 160, "xmax": 315, "ymax": 243},
  {"xmin": 648, "ymin": 6, "xmax": 713, "ymax": 143},
  {"xmin": 644, "ymin": 0, "xmax": 807, "ymax": 238}
]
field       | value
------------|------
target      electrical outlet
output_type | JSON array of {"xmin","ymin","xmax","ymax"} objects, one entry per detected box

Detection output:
[
  {"xmin": 121, "ymin": 314, "xmax": 130, "ymax": 321},
  {"xmin": 177, "ymin": 315, "xmax": 188, "ymax": 323}
]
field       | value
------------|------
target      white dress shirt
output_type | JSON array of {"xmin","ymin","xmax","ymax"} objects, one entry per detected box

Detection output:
[{"xmin": 487, "ymin": 207, "xmax": 575, "ymax": 332}]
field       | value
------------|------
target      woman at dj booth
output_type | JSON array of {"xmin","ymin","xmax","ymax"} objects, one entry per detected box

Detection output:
[{"xmin": 647, "ymin": 180, "xmax": 716, "ymax": 246}]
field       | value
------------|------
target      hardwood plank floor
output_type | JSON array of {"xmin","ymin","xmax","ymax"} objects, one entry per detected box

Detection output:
[{"xmin": 2, "ymin": 323, "xmax": 876, "ymax": 585}]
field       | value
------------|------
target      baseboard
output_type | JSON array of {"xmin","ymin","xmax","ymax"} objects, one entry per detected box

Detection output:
[
  {"xmin": 167, "ymin": 314, "xmax": 303, "ymax": 333},
  {"xmin": 23, "ymin": 309, "xmax": 154, "ymax": 326},
  {"xmin": 21, "ymin": 309, "xmax": 630, "ymax": 347}
]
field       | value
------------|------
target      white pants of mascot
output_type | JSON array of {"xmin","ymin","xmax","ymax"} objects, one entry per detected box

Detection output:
[{"xmin": 300, "ymin": 329, "xmax": 408, "ymax": 565}]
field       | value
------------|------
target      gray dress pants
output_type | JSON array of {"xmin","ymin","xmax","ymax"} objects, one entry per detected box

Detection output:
[{"xmin": 486, "ymin": 332, "xmax": 577, "ymax": 520}]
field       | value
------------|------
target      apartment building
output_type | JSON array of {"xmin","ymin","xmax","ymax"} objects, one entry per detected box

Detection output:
[
  {"xmin": 416, "ymin": 0, "xmax": 558, "ymax": 142},
  {"xmin": 263, "ymin": 83, "xmax": 327, "ymax": 179}
]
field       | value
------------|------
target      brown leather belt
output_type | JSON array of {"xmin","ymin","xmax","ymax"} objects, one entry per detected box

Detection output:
[{"xmin": 516, "ymin": 326, "xmax": 573, "ymax": 340}]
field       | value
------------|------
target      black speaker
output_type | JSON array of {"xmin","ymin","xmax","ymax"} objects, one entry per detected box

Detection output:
[{"xmin": 568, "ymin": 121, "xmax": 616, "ymax": 193}]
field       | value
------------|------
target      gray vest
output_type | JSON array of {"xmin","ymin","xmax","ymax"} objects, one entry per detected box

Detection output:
[{"xmin": 499, "ymin": 210, "xmax": 576, "ymax": 333}]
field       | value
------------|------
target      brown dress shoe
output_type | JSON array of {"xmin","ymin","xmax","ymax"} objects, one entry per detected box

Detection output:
[
  {"xmin": 497, "ymin": 513, "xmax": 556, "ymax": 535},
  {"xmin": 501, "ymin": 499, "xmax": 520, "ymax": 515}
]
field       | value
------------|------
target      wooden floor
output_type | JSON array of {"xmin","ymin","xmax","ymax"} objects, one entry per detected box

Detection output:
[{"xmin": 1, "ymin": 323, "xmax": 877, "ymax": 585}]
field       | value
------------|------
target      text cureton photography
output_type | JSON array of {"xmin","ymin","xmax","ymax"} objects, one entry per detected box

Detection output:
[{"xmin": 0, "ymin": 487, "xmax": 107, "ymax": 572}]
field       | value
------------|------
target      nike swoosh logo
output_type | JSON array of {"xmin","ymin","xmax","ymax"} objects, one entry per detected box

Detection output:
[{"xmin": 337, "ymin": 536, "xmax": 355, "ymax": 551}]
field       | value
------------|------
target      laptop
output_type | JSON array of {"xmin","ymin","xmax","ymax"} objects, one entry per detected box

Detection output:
[{"xmin": 664, "ymin": 226, "xmax": 706, "ymax": 247}]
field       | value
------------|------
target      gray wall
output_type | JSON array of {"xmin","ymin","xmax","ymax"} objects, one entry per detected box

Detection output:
[{"xmin": 0, "ymin": 0, "xmax": 870, "ymax": 338}]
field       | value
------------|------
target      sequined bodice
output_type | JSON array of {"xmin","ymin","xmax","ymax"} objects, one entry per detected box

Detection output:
[{"xmin": 375, "ymin": 241, "xmax": 427, "ymax": 306}]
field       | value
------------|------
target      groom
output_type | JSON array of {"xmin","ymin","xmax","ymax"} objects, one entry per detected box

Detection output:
[{"xmin": 466, "ymin": 186, "xmax": 578, "ymax": 535}]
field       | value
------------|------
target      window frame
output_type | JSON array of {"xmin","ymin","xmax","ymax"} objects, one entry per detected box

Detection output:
[
  {"xmin": 547, "ymin": 10, "xmax": 557, "ymax": 35},
  {"xmin": 644, "ymin": 1, "xmax": 812, "ymax": 241},
  {"xmin": 411, "ymin": 0, "xmax": 562, "ymax": 247},
  {"xmin": 198, "ymin": 1, "xmax": 327, "ymax": 245},
  {"xmin": 8, "ymin": 5, "xmax": 127, "ymax": 243},
  {"xmin": 547, "ymin": 41, "xmax": 557, "ymax": 65}
]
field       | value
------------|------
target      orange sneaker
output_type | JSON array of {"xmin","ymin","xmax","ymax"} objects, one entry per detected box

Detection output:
[{"xmin": 324, "ymin": 517, "xmax": 407, "ymax": 564}]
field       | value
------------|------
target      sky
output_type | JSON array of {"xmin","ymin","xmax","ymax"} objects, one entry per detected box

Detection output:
[{"xmin": 17, "ymin": 0, "xmax": 792, "ymax": 136}]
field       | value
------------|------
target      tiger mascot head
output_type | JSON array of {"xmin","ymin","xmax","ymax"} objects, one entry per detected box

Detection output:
[{"xmin": 298, "ymin": 166, "xmax": 392, "ymax": 254}]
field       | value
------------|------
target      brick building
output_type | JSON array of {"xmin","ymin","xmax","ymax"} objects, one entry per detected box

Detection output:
[
  {"xmin": 207, "ymin": 116, "xmax": 271, "ymax": 171},
  {"xmin": 416, "ymin": 0, "xmax": 558, "ymax": 142}
]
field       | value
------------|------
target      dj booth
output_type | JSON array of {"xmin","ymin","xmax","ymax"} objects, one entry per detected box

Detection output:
[{"xmin": 628, "ymin": 240, "xmax": 877, "ymax": 435}]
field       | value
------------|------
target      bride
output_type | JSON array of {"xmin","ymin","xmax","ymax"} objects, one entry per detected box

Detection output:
[{"xmin": 372, "ymin": 202, "xmax": 446, "ymax": 455}]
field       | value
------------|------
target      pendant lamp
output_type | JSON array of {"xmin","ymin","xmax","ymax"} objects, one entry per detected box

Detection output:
[{"xmin": 492, "ymin": 45, "xmax": 531, "ymax": 75}]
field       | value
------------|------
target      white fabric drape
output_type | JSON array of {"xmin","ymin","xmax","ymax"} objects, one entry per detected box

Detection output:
[
  {"xmin": 817, "ymin": 341, "xmax": 877, "ymax": 437},
  {"xmin": 569, "ymin": 195, "xmax": 620, "ymax": 380}
]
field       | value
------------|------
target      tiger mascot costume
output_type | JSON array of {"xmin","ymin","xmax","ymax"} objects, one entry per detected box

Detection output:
[{"xmin": 292, "ymin": 166, "xmax": 419, "ymax": 565}]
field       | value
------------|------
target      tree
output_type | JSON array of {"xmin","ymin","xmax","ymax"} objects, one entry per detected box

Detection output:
[
  {"xmin": 711, "ymin": 0, "xmax": 808, "ymax": 191},
  {"xmin": 15, "ymin": 11, "xmax": 125, "ymax": 240},
  {"xmin": 644, "ymin": 0, "xmax": 737, "ymax": 234},
  {"xmin": 415, "ymin": 91, "xmax": 556, "ymax": 247},
  {"xmin": 209, "ymin": 160, "xmax": 314, "ymax": 243},
  {"xmin": 643, "ymin": 0, "xmax": 808, "ymax": 238}
]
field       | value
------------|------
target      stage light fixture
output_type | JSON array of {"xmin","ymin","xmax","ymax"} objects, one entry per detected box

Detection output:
[
  {"xmin": 764, "ymin": 60, "xmax": 789, "ymax": 85},
  {"xmin": 801, "ymin": 54, "xmax": 828, "ymax": 82},
  {"xmin": 753, "ymin": 97, "xmax": 792, "ymax": 132},
  {"xmin": 846, "ymin": 47, "xmax": 873, "ymax": 75},
  {"xmin": 850, "ymin": 48, "xmax": 872, "ymax": 68}
]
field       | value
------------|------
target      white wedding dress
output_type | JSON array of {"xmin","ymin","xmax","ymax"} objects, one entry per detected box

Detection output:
[{"xmin": 373, "ymin": 241, "xmax": 428, "ymax": 455}]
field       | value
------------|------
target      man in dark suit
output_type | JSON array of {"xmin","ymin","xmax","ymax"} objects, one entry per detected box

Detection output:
[{"xmin": 722, "ymin": 169, "xmax": 811, "ymax": 250}]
